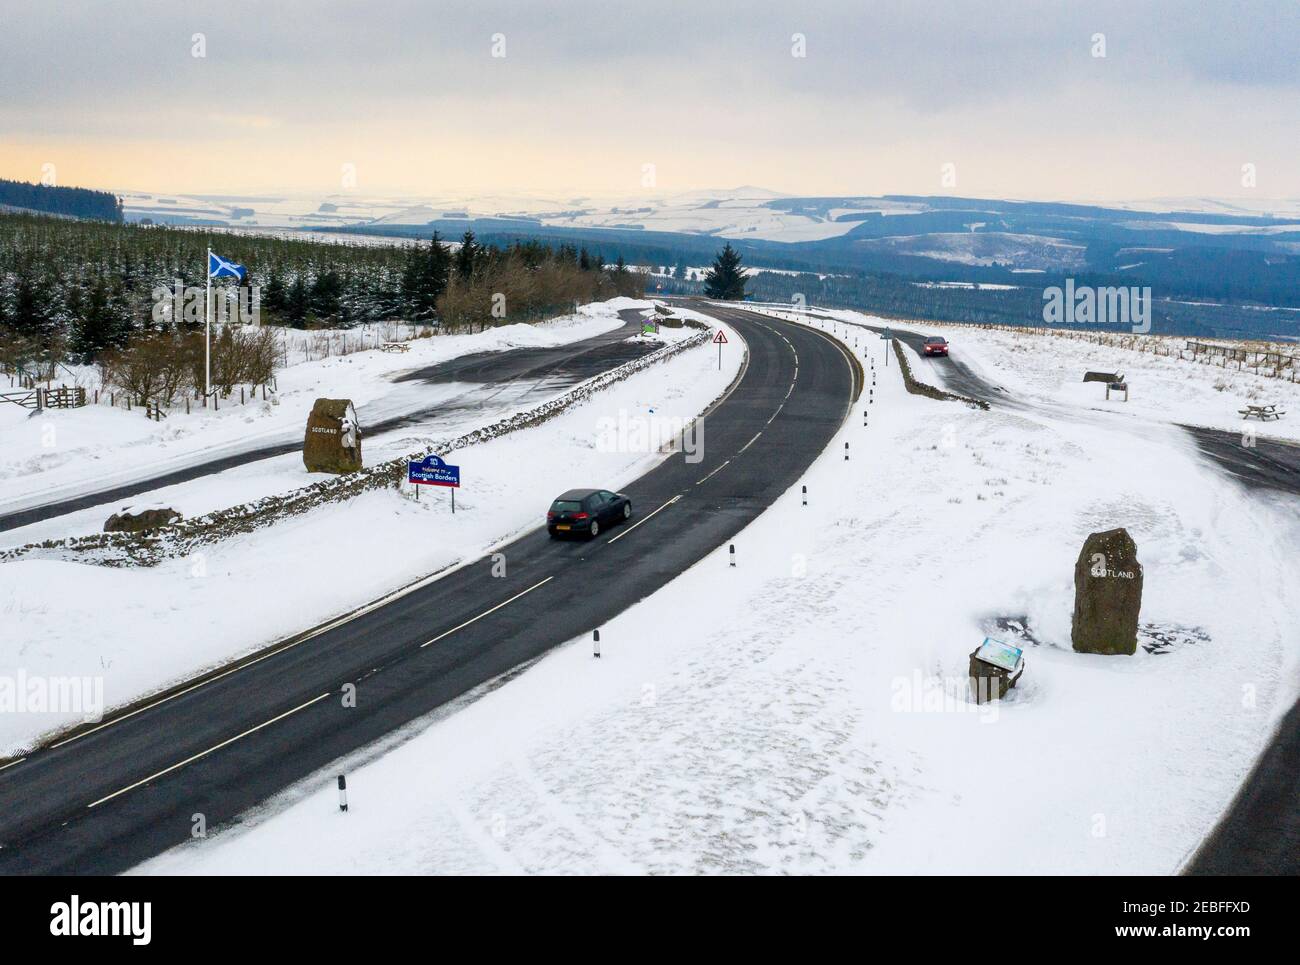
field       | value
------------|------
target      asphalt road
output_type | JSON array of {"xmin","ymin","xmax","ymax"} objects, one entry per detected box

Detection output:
[
  {"xmin": 0, "ymin": 310, "xmax": 653, "ymax": 535},
  {"xmin": 0, "ymin": 304, "xmax": 858, "ymax": 874},
  {"xmin": 808, "ymin": 312, "xmax": 1007, "ymax": 405}
]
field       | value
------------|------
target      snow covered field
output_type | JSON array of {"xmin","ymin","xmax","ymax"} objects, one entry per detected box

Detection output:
[
  {"xmin": 0, "ymin": 305, "xmax": 737, "ymax": 754},
  {"xmin": 139, "ymin": 312, "xmax": 1299, "ymax": 875},
  {"xmin": 0, "ymin": 303, "xmax": 632, "ymax": 532},
  {"xmin": 810, "ymin": 309, "xmax": 1300, "ymax": 445}
]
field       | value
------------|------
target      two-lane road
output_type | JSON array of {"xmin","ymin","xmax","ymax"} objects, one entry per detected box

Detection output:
[{"xmin": 0, "ymin": 304, "xmax": 859, "ymax": 874}]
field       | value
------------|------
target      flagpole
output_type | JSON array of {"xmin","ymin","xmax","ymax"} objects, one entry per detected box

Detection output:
[{"xmin": 205, "ymin": 247, "xmax": 211, "ymax": 402}]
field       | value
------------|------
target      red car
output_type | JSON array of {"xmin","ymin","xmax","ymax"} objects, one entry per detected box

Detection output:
[{"xmin": 922, "ymin": 336, "xmax": 949, "ymax": 357}]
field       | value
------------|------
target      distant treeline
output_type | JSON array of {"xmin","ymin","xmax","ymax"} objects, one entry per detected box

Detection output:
[
  {"xmin": 0, "ymin": 178, "xmax": 123, "ymax": 222},
  {"xmin": 0, "ymin": 212, "xmax": 643, "ymax": 362},
  {"xmin": 341, "ymin": 220, "xmax": 1297, "ymax": 339},
  {"xmin": 654, "ymin": 268, "xmax": 1213, "ymax": 335}
]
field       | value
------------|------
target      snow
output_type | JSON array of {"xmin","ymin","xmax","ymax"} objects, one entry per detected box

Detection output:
[
  {"xmin": 0, "ymin": 305, "xmax": 629, "ymax": 533},
  {"xmin": 814, "ymin": 310, "xmax": 1300, "ymax": 446},
  {"xmin": 120, "ymin": 189, "xmax": 1300, "ymax": 248},
  {"xmin": 137, "ymin": 309, "xmax": 1299, "ymax": 875},
  {"xmin": 856, "ymin": 232, "xmax": 1087, "ymax": 270},
  {"xmin": 0, "ymin": 310, "xmax": 740, "ymax": 755}
]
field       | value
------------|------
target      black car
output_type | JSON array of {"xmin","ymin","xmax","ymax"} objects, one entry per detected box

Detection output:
[{"xmin": 547, "ymin": 488, "xmax": 632, "ymax": 539}]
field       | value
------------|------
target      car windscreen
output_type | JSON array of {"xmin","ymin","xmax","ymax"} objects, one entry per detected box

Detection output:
[{"xmin": 551, "ymin": 500, "xmax": 583, "ymax": 512}]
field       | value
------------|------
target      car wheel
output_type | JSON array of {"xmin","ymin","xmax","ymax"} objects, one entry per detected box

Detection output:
[
  {"xmin": 589, "ymin": 519, "xmax": 600, "ymax": 538},
  {"xmin": 623, "ymin": 502, "xmax": 632, "ymax": 520}
]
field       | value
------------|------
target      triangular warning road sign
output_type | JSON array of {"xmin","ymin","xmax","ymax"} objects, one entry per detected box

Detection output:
[{"xmin": 713, "ymin": 330, "xmax": 728, "ymax": 344}]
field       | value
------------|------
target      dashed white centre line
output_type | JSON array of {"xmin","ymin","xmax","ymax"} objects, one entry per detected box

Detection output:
[
  {"xmin": 421, "ymin": 576, "xmax": 555, "ymax": 648},
  {"xmin": 694, "ymin": 460, "xmax": 732, "ymax": 486},
  {"xmin": 607, "ymin": 494, "xmax": 682, "ymax": 542},
  {"xmin": 86, "ymin": 691, "xmax": 333, "ymax": 809},
  {"xmin": 738, "ymin": 431, "xmax": 762, "ymax": 454}
]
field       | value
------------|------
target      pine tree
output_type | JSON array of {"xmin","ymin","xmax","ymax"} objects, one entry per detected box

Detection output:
[
  {"xmin": 401, "ymin": 232, "xmax": 452, "ymax": 320},
  {"xmin": 285, "ymin": 273, "xmax": 310, "ymax": 324},
  {"xmin": 455, "ymin": 230, "xmax": 477, "ymax": 280},
  {"xmin": 69, "ymin": 275, "xmax": 108, "ymax": 356},
  {"xmin": 703, "ymin": 243, "xmax": 746, "ymax": 300},
  {"xmin": 262, "ymin": 269, "xmax": 287, "ymax": 319},
  {"xmin": 11, "ymin": 270, "xmax": 56, "ymax": 341},
  {"xmin": 311, "ymin": 268, "xmax": 343, "ymax": 321}
]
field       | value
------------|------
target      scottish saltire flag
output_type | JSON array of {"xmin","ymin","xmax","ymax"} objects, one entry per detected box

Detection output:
[{"xmin": 208, "ymin": 251, "xmax": 247, "ymax": 281}]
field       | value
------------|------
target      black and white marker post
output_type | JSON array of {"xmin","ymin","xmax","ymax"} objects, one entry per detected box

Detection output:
[
  {"xmin": 338, "ymin": 774, "xmax": 348, "ymax": 812},
  {"xmin": 593, "ymin": 629, "xmax": 601, "ymax": 658}
]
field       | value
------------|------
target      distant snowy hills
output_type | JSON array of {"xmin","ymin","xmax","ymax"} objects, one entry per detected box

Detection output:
[
  {"xmin": 119, "ymin": 187, "xmax": 1300, "ymax": 255},
  {"xmin": 115, "ymin": 188, "xmax": 1300, "ymax": 337}
]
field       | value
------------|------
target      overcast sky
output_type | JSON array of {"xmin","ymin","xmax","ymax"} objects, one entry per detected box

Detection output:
[{"xmin": 2, "ymin": 0, "xmax": 1297, "ymax": 202}]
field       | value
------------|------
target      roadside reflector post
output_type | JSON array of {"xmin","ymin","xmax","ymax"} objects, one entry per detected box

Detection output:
[
  {"xmin": 845, "ymin": 442, "xmax": 849, "ymax": 461},
  {"xmin": 870, "ymin": 388, "xmax": 874, "ymax": 403},
  {"xmin": 593, "ymin": 629, "xmax": 601, "ymax": 658},
  {"xmin": 802, "ymin": 485, "xmax": 808, "ymax": 506},
  {"xmin": 729, "ymin": 543, "xmax": 736, "ymax": 567},
  {"xmin": 338, "ymin": 774, "xmax": 348, "ymax": 812}
]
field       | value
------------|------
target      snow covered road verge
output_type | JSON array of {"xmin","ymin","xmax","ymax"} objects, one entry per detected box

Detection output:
[
  {"xmin": 794, "ymin": 308, "xmax": 1300, "ymax": 445},
  {"xmin": 2, "ymin": 325, "xmax": 709, "ymax": 567},
  {"xmin": 0, "ymin": 303, "xmax": 631, "ymax": 520}
]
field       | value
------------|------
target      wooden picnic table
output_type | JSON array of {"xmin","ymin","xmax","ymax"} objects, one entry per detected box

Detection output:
[{"xmin": 1240, "ymin": 403, "xmax": 1286, "ymax": 421}]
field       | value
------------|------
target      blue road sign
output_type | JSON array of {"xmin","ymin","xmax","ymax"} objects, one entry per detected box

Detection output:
[{"xmin": 408, "ymin": 454, "xmax": 460, "ymax": 488}]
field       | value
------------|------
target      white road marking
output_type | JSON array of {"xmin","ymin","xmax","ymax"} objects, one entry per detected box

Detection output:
[
  {"xmin": 51, "ymin": 558, "xmax": 473, "ymax": 750},
  {"xmin": 0, "ymin": 757, "xmax": 26, "ymax": 773},
  {"xmin": 739, "ymin": 431, "xmax": 762, "ymax": 454},
  {"xmin": 694, "ymin": 460, "xmax": 732, "ymax": 486},
  {"xmin": 766, "ymin": 403, "xmax": 784, "ymax": 425},
  {"xmin": 608, "ymin": 494, "xmax": 682, "ymax": 541},
  {"xmin": 86, "ymin": 691, "xmax": 332, "ymax": 809},
  {"xmin": 421, "ymin": 576, "xmax": 555, "ymax": 648}
]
